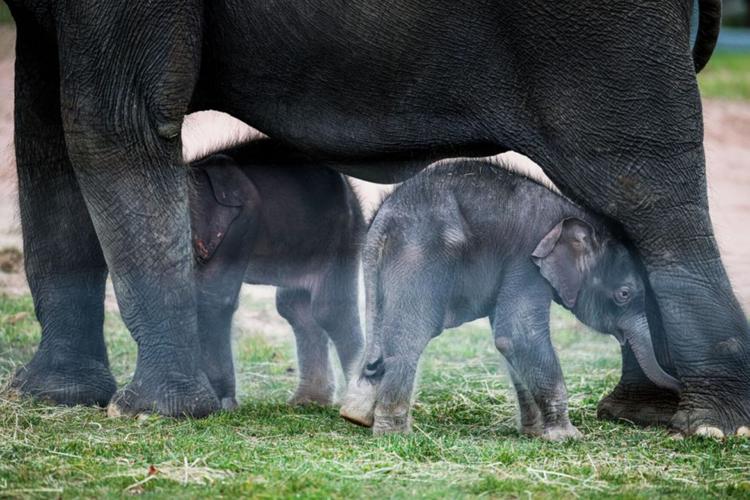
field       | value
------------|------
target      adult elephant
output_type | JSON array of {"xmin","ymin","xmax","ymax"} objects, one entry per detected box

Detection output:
[{"xmin": 6, "ymin": 0, "xmax": 748, "ymax": 437}]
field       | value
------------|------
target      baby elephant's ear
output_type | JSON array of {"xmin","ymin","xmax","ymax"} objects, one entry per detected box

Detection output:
[{"xmin": 531, "ymin": 218, "xmax": 596, "ymax": 309}]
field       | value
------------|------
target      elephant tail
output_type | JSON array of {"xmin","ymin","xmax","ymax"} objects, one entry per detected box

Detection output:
[
  {"xmin": 360, "ymin": 212, "xmax": 391, "ymax": 378},
  {"xmin": 693, "ymin": 0, "xmax": 721, "ymax": 73}
]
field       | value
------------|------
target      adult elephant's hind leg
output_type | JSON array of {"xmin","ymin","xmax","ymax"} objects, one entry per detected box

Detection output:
[
  {"xmin": 9, "ymin": 18, "xmax": 114, "ymax": 406},
  {"xmin": 59, "ymin": 2, "xmax": 219, "ymax": 417},
  {"xmin": 639, "ymin": 151, "xmax": 750, "ymax": 437},
  {"xmin": 311, "ymin": 260, "xmax": 365, "ymax": 382}
]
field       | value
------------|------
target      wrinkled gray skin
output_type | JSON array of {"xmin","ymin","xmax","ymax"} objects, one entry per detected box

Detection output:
[
  {"xmin": 190, "ymin": 141, "xmax": 365, "ymax": 410},
  {"xmin": 7, "ymin": 0, "xmax": 748, "ymax": 437},
  {"xmin": 340, "ymin": 160, "xmax": 681, "ymax": 440}
]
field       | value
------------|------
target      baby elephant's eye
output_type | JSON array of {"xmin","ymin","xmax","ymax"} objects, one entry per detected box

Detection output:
[{"xmin": 613, "ymin": 286, "xmax": 633, "ymax": 305}]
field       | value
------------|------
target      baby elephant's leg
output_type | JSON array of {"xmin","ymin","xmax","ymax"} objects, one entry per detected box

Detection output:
[
  {"xmin": 310, "ymin": 259, "xmax": 364, "ymax": 381},
  {"xmin": 507, "ymin": 367, "xmax": 544, "ymax": 436},
  {"xmin": 343, "ymin": 216, "xmax": 455, "ymax": 433},
  {"xmin": 371, "ymin": 331, "xmax": 432, "ymax": 435},
  {"xmin": 277, "ymin": 288, "xmax": 336, "ymax": 405},
  {"xmin": 492, "ymin": 279, "xmax": 581, "ymax": 441},
  {"xmin": 371, "ymin": 276, "xmax": 448, "ymax": 434},
  {"xmin": 195, "ymin": 252, "xmax": 249, "ymax": 411},
  {"xmin": 344, "ymin": 301, "xmax": 432, "ymax": 434}
]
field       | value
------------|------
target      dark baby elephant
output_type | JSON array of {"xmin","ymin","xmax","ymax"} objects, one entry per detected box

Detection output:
[
  {"xmin": 340, "ymin": 159, "xmax": 681, "ymax": 439},
  {"xmin": 188, "ymin": 141, "xmax": 365, "ymax": 410},
  {"xmin": 7, "ymin": 0, "xmax": 749, "ymax": 436}
]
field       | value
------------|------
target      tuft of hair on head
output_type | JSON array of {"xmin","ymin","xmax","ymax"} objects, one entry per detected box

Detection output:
[
  {"xmin": 347, "ymin": 153, "xmax": 563, "ymax": 228},
  {"xmin": 429, "ymin": 152, "xmax": 563, "ymax": 196},
  {"xmin": 488, "ymin": 152, "xmax": 562, "ymax": 196}
]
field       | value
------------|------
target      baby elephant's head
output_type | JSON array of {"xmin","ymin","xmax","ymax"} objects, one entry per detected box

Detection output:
[{"xmin": 531, "ymin": 218, "xmax": 681, "ymax": 393}]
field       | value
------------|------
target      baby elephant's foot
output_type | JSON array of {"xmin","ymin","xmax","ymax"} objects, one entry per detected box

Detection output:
[
  {"xmin": 519, "ymin": 421, "xmax": 544, "ymax": 437},
  {"xmin": 221, "ymin": 397, "xmax": 239, "ymax": 411},
  {"xmin": 541, "ymin": 423, "xmax": 583, "ymax": 441},
  {"xmin": 372, "ymin": 406, "xmax": 411, "ymax": 435},
  {"xmin": 340, "ymin": 377, "xmax": 377, "ymax": 427},
  {"xmin": 288, "ymin": 382, "xmax": 335, "ymax": 407}
]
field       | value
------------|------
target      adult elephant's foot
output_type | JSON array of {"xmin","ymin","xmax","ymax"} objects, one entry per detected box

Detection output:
[
  {"xmin": 597, "ymin": 382, "xmax": 679, "ymax": 427},
  {"xmin": 669, "ymin": 389, "xmax": 750, "ymax": 438},
  {"xmin": 9, "ymin": 351, "xmax": 116, "ymax": 407},
  {"xmin": 107, "ymin": 370, "xmax": 219, "ymax": 418}
]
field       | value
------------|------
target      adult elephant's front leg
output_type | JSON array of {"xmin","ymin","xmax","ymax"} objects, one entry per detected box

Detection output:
[
  {"xmin": 59, "ymin": 1, "xmax": 218, "ymax": 417},
  {"xmin": 9, "ymin": 16, "xmax": 114, "ymax": 406},
  {"xmin": 629, "ymin": 149, "xmax": 749, "ymax": 437},
  {"xmin": 596, "ymin": 341, "xmax": 679, "ymax": 427},
  {"xmin": 515, "ymin": 11, "xmax": 749, "ymax": 435},
  {"xmin": 537, "ymin": 143, "xmax": 749, "ymax": 437}
]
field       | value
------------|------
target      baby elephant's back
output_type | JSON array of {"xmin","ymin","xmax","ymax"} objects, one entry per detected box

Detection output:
[
  {"xmin": 365, "ymin": 159, "xmax": 585, "ymax": 324},
  {"xmin": 376, "ymin": 160, "xmax": 575, "ymax": 258}
]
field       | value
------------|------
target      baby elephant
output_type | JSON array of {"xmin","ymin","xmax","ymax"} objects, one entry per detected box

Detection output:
[
  {"xmin": 340, "ymin": 159, "xmax": 680, "ymax": 440},
  {"xmin": 190, "ymin": 140, "xmax": 365, "ymax": 409}
]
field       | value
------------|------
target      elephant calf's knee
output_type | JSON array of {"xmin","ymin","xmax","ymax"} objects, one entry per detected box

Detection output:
[{"xmin": 495, "ymin": 335, "xmax": 514, "ymax": 355}]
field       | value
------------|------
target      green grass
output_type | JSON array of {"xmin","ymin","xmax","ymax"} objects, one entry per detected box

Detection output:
[
  {"xmin": 698, "ymin": 51, "xmax": 750, "ymax": 100},
  {"xmin": 1, "ymin": 293, "xmax": 749, "ymax": 498}
]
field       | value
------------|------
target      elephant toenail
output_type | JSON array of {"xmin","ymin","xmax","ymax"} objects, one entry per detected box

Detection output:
[
  {"xmin": 736, "ymin": 426, "xmax": 750, "ymax": 437},
  {"xmin": 694, "ymin": 425, "xmax": 724, "ymax": 439}
]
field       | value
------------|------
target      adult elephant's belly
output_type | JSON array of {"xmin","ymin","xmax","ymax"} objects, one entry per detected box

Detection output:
[{"xmin": 192, "ymin": 0, "xmax": 523, "ymax": 174}]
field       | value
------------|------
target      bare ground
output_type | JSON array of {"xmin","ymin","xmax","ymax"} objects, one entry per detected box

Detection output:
[{"xmin": 0, "ymin": 25, "xmax": 748, "ymax": 319}]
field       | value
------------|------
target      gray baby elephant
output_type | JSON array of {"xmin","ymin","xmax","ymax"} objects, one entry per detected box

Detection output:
[
  {"xmin": 190, "ymin": 140, "xmax": 366, "ymax": 409},
  {"xmin": 340, "ymin": 159, "xmax": 680, "ymax": 440}
]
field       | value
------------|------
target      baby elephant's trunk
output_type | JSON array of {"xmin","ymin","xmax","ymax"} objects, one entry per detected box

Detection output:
[{"xmin": 622, "ymin": 315, "xmax": 683, "ymax": 393}]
